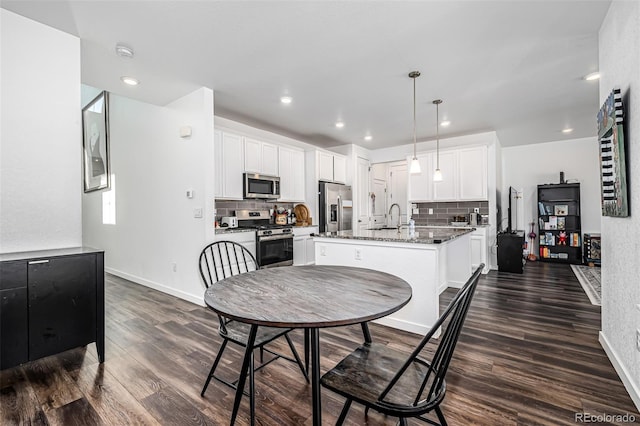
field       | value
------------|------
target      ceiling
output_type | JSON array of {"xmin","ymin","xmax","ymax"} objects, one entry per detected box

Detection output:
[{"xmin": 2, "ymin": 1, "xmax": 611, "ymax": 149}]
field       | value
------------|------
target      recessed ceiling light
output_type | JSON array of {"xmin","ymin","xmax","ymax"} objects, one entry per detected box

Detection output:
[
  {"xmin": 584, "ymin": 72, "xmax": 600, "ymax": 81},
  {"xmin": 115, "ymin": 44, "xmax": 134, "ymax": 59},
  {"xmin": 364, "ymin": 135, "xmax": 372, "ymax": 141},
  {"xmin": 440, "ymin": 120, "xmax": 451, "ymax": 127},
  {"xmin": 335, "ymin": 121, "xmax": 345, "ymax": 128},
  {"xmin": 121, "ymin": 76, "xmax": 139, "ymax": 86},
  {"xmin": 562, "ymin": 128, "xmax": 573, "ymax": 134},
  {"xmin": 280, "ymin": 96, "xmax": 292, "ymax": 104}
]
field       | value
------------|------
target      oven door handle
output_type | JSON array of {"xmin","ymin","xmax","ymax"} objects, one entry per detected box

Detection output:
[{"xmin": 258, "ymin": 234, "xmax": 293, "ymax": 242}]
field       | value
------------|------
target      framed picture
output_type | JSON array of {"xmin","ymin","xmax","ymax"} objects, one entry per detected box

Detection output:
[
  {"xmin": 598, "ymin": 88, "xmax": 629, "ymax": 216},
  {"xmin": 82, "ymin": 91, "xmax": 110, "ymax": 192},
  {"xmin": 554, "ymin": 205, "xmax": 568, "ymax": 216}
]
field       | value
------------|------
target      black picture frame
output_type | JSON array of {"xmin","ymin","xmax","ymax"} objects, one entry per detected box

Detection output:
[{"xmin": 82, "ymin": 91, "xmax": 110, "ymax": 192}]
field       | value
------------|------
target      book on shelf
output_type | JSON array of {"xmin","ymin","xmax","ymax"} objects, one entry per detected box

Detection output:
[
  {"xmin": 557, "ymin": 216, "xmax": 565, "ymax": 230},
  {"xmin": 545, "ymin": 205, "xmax": 553, "ymax": 215},
  {"xmin": 538, "ymin": 202, "xmax": 546, "ymax": 215},
  {"xmin": 548, "ymin": 216, "xmax": 557, "ymax": 230},
  {"xmin": 554, "ymin": 204, "xmax": 568, "ymax": 215},
  {"xmin": 570, "ymin": 232, "xmax": 580, "ymax": 247},
  {"xmin": 558, "ymin": 253, "xmax": 568, "ymax": 259},
  {"xmin": 545, "ymin": 232, "xmax": 555, "ymax": 246},
  {"xmin": 540, "ymin": 234, "xmax": 547, "ymax": 245}
]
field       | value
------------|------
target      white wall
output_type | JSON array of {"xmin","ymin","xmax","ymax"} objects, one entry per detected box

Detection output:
[
  {"xmin": 0, "ymin": 10, "xmax": 82, "ymax": 253},
  {"xmin": 502, "ymin": 137, "xmax": 602, "ymax": 246},
  {"xmin": 82, "ymin": 87, "xmax": 215, "ymax": 305},
  {"xmin": 598, "ymin": 0, "xmax": 640, "ymax": 410}
]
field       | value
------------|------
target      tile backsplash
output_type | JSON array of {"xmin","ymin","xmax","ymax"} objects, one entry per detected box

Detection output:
[
  {"xmin": 412, "ymin": 201, "xmax": 489, "ymax": 226},
  {"xmin": 215, "ymin": 200, "xmax": 295, "ymax": 222}
]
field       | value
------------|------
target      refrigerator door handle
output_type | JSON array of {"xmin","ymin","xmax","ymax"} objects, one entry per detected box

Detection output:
[{"xmin": 337, "ymin": 196, "xmax": 342, "ymax": 231}]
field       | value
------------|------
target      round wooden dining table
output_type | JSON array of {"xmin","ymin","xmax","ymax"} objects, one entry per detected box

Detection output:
[{"xmin": 204, "ymin": 264, "xmax": 412, "ymax": 426}]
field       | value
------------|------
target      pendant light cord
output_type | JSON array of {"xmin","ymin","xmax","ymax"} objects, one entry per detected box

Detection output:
[
  {"xmin": 413, "ymin": 78, "xmax": 417, "ymax": 160},
  {"xmin": 436, "ymin": 102, "xmax": 439, "ymax": 169}
]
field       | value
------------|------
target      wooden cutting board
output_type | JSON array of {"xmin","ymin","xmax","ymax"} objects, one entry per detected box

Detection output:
[{"xmin": 294, "ymin": 204, "xmax": 311, "ymax": 226}]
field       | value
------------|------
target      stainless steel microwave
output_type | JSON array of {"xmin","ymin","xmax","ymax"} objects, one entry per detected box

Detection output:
[{"xmin": 243, "ymin": 173, "xmax": 280, "ymax": 199}]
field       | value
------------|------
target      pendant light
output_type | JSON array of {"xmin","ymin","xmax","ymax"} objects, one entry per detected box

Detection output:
[
  {"xmin": 409, "ymin": 71, "xmax": 421, "ymax": 174},
  {"xmin": 433, "ymin": 99, "xmax": 443, "ymax": 182}
]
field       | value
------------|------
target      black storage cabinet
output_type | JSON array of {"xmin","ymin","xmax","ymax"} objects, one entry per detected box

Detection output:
[
  {"xmin": 498, "ymin": 231, "xmax": 525, "ymax": 273},
  {"xmin": 0, "ymin": 247, "xmax": 104, "ymax": 370}
]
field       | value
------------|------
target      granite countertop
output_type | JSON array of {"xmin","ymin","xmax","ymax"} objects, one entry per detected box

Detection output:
[{"xmin": 314, "ymin": 226, "xmax": 474, "ymax": 244}]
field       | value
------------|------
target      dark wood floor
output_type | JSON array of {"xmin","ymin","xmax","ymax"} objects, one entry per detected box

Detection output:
[{"xmin": 1, "ymin": 262, "xmax": 638, "ymax": 425}]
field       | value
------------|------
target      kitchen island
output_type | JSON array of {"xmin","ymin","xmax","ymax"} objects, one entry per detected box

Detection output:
[{"xmin": 313, "ymin": 227, "xmax": 473, "ymax": 335}]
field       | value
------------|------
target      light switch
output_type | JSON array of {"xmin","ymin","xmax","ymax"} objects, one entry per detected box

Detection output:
[
  {"xmin": 194, "ymin": 208, "xmax": 203, "ymax": 218},
  {"xmin": 186, "ymin": 189, "xmax": 194, "ymax": 199},
  {"xmin": 180, "ymin": 126, "xmax": 192, "ymax": 138}
]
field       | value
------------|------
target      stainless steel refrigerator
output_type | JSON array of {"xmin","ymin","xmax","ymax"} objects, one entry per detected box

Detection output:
[{"xmin": 319, "ymin": 182, "xmax": 353, "ymax": 233}]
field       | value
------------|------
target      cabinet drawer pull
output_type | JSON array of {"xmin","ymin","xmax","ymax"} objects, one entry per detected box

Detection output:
[{"xmin": 28, "ymin": 260, "xmax": 49, "ymax": 265}]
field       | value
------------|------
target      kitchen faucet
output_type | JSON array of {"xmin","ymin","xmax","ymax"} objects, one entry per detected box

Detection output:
[{"xmin": 388, "ymin": 203, "xmax": 402, "ymax": 230}]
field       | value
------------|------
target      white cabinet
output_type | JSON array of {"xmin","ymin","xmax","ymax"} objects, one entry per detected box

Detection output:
[
  {"xmin": 407, "ymin": 146, "xmax": 488, "ymax": 202},
  {"xmin": 318, "ymin": 151, "xmax": 346, "ymax": 183},
  {"xmin": 470, "ymin": 227, "xmax": 488, "ymax": 274},
  {"xmin": 244, "ymin": 138, "xmax": 278, "ymax": 176},
  {"xmin": 433, "ymin": 150, "xmax": 458, "ymax": 201},
  {"xmin": 214, "ymin": 131, "xmax": 244, "ymax": 200},
  {"xmin": 293, "ymin": 226, "xmax": 318, "ymax": 266},
  {"xmin": 318, "ymin": 152, "xmax": 334, "ymax": 181},
  {"xmin": 278, "ymin": 146, "xmax": 305, "ymax": 202},
  {"xmin": 213, "ymin": 230, "xmax": 257, "ymax": 259},
  {"xmin": 458, "ymin": 146, "xmax": 488, "ymax": 200},
  {"xmin": 407, "ymin": 153, "xmax": 433, "ymax": 202},
  {"xmin": 333, "ymin": 155, "xmax": 347, "ymax": 183}
]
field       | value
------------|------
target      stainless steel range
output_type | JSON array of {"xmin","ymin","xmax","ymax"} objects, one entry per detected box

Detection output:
[{"xmin": 236, "ymin": 210, "xmax": 293, "ymax": 268}]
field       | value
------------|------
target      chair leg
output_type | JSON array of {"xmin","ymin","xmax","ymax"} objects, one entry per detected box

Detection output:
[
  {"xmin": 260, "ymin": 346, "xmax": 264, "ymax": 363},
  {"xmin": 435, "ymin": 406, "xmax": 447, "ymax": 426},
  {"xmin": 361, "ymin": 322, "xmax": 372, "ymax": 344},
  {"xmin": 398, "ymin": 418, "xmax": 408, "ymax": 426},
  {"xmin": 336, "ymin": 399, "xmax": 352, "ymax": 425},
  {"xmin": 201, "ymin": 339, "xmax": 228, "ymax": 397},
  {"xmin": 284, "ymin": 334, "xmax": 310, "ymax": 383},
  {"xmin": 364, "ymin": 406, "xmax": 370, "ymax": 417}
]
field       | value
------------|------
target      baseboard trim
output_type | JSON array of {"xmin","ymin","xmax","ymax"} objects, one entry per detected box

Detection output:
[
  {"xmin": 374, "ymin": 316, "xmax": 427, "ymax": 336},
  {"xmin": 105, "ymin": 267, "xmax": 205, "ymax": 307},
  {"xmin": 600, "ymin": 331, "xmax": 640, "ymax": 412}
]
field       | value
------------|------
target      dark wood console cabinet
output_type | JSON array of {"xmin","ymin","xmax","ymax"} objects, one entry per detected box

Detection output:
[{"xmin": 0, "ymin": 247, "xmax": 104, "ymax": 370}]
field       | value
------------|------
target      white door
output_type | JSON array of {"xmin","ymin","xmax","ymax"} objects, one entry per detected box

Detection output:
[
  {"xmin": 371, "ymin": 178, "xmax": 386, "ymax": 229},
  {"xmin": 357, "ymin": 157, "xmax": 370, "ymax": 230},
  {"xmin": 388, "ymin": 162, "xmax": 408, "ymax": 227}
]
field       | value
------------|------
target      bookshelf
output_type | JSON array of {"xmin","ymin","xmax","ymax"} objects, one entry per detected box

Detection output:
[{"xmin": 537, "ymin": 183, "xmax": 582, "ymax": 264}]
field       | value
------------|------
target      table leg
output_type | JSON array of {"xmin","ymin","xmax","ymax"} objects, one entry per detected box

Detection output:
[
  {"xmin": 360, "ymin": 322, "xmax": 372, "ymax": 344},
  {"xmin": 310, "ymin": 328, "xmax": 321, "ymax": 426},
  {"xmin": 304, "ymin": 328, "xmax": 310, "ymax": 373},
  {"xmin": 230, "ymin": 325, "xmax": 257, "ymax": 426}
]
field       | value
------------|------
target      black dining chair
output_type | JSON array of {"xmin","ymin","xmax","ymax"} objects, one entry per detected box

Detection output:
[
  {"xmin": 320, "ymin": 264, "xmax": 484, "ymax": 426},
  {"xmin": 199, "ymin": 241, "xmax": 309, "ymax": 415}
]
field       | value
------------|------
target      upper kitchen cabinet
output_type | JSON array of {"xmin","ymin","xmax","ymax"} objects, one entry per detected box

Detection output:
[
  {"xmin": 433, "ymin": 150, "xmax": 458, "ymax": 201},
  {"xmin": 458, "ymin": 146, "xmax": 487, "ymax": 200},
  {"xmin": 244, "ymin": 138, "xmax": 278, "ymax": 176},
  {"xmin": 278, "ymin": 146, "xmax": 305, "ymax": 202},
  {"xmin": 408, "ymin": 145, "xmax": 488, "ymax": 202},
  {"xmin": 407, "ymin": 153, "xmax": 433, "ymax": 202},
  {"xmin": 214, "ymin": 130, "xmax": 244, "ymax": 200},
  {"xmin": 318, "ymin": 151, "xmax": 346, "ymax": 183}
]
